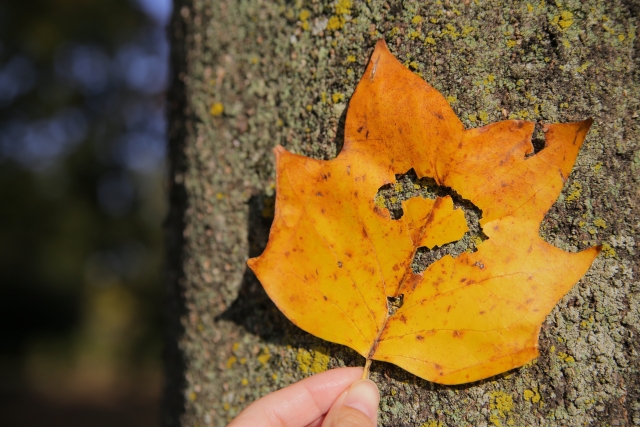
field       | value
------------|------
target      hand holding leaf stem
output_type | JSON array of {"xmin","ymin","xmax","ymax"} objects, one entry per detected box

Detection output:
[{"xmin": 228, "ymin": 367, "xmax": 379, "ymax": 427}]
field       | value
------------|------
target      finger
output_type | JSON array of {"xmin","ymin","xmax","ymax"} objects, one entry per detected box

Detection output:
[
  {"xmin": 228, "ymin": 367, "xmax": 363, "ymax": 427},
  {"xmin": 321, "ymin": 379, "xmax": 379, "ymax": 427}
]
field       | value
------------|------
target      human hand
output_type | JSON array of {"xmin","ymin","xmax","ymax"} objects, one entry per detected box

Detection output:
[{"xmin": 228, "ymin": 367, "xmax": 379, "ymax": 427}]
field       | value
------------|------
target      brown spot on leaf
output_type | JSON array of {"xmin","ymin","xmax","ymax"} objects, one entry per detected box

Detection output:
[
  {"xmin": 373, "ymin": 206, "xmax": 388, "ymax": 219},
  {"xmin": 473, "ymin": 261, "xmax": 485, "ymax": 269}
]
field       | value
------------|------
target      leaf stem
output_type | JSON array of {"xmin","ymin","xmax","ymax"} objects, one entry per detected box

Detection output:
[{"xmin": 362, "ymin": 358, "xmax": 372, "ymax": 379}]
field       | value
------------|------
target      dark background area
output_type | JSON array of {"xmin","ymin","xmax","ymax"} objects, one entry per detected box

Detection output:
[{"xmin": 0, "ymin": 0, "xmax": 171, "ymax": 425}]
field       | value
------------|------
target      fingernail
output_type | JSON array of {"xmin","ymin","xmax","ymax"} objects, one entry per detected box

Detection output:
[{"xmin": 343, "ymin": 379, "xmax": 380, "ymax": 421}]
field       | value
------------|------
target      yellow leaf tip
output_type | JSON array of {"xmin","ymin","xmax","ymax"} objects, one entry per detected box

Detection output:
[
  {"xmin": 375, "ymin": 38, "xmax": 389, "ymax": 50},
  {"xmin": 247, "ymin": 257, "xmax": 258, "ymax": 269}
]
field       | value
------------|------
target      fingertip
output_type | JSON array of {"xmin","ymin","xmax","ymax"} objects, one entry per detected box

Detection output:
[
  {"xmin": 322, "ymin": 378, "xmax": 379, "ymax": 427},
  {"xmin": 343, "ymin": 379, "xmax": 380, "ymax": 422}
]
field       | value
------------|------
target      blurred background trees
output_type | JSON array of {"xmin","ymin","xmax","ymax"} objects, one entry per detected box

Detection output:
[{"xmin": 0, "ymin": 0, "xmax": 171, "ymax": 425}]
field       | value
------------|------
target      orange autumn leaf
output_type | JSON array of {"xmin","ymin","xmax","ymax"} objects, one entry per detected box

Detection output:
[{"xmin": 247, "ymin": 40, "xmax": 600, "ymax": 385}]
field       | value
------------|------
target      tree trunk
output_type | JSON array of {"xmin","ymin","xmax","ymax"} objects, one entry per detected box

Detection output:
[{"xmin": 164, "ymin": 0, "xmax": 640, "ymax": 425}]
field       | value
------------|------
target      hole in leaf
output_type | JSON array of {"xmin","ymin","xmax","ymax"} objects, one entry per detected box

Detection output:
[
  {"xmin": 386, "ymin": 294, "xmax": 404, "ymax": 316},
  {"xmin": 529, "ymin": 123, "xmax": 547, "ymax": 156},
  {"xmin": 531, "ymin": 137, "xmax": 546, "ymax": 155},
  {"xmin": 374, "ymin": 169, "xmax": 488, "ymax": 274}
]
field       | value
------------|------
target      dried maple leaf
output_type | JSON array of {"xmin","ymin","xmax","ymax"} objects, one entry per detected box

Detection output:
[{"xmin": 248, "ymin": 40, "xmax": 600, "ymax": 385}]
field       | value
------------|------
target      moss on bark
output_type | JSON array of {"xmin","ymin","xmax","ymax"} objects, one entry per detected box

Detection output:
[{"xmin": 165, "ymin": 0, "xmax": 640, "ymax": 425}]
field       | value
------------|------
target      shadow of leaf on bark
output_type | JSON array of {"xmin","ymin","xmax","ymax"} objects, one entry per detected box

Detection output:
[{"xmin": 216, "ymin": 194, "xmax": 311, "ymax": 347}]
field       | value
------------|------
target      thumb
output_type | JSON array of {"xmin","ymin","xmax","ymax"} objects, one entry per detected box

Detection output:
[{"xmin": 322, "ymin": 379, "xmax": 379, "ymax": 427}]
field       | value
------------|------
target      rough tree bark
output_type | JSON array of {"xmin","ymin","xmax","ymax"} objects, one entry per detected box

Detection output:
[{"xmin": 164, "ymin": 0, "xmax": 639, "ymax": 426}]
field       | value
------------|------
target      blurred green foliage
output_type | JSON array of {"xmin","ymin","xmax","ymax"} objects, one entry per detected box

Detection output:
[{"xmin": 0, "ymin": 0, "xmax": 168, "ymax": 417}]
